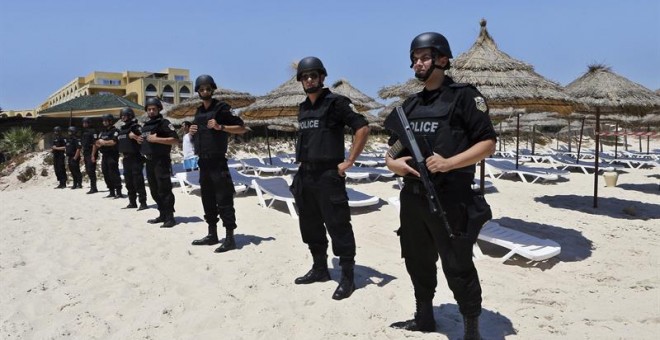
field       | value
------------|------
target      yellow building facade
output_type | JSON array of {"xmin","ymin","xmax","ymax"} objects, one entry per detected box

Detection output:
[{"xmin": 39, "ymin": 68, "xmax": 193, "ymax": 112}]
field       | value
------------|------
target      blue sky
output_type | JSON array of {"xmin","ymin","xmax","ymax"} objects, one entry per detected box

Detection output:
[{"xmin": 1, "ymin": 0, "xmax": 659, "ymax": 110}]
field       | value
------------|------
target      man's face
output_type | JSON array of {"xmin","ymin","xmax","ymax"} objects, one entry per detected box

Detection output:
[
  {"xmin": 300, "ymin": 70, "xmax": 324, "ymax": 92},
  {"xmin": 411, "ymin": 48, "xmax": 435, "ymax": 78},
  {"xmin": 102, "ymin": 120, "xmax": 110, "ymax": 127},
  {"xmin": 121, "ymin": 114, "xmax": 129, "ymax": 122},
  {"xmin": 146, "ymin": 105, "xmax": 160, "ymax": 117},
  {"xmin": 197, "ymin": 85, "xmax": 214, "ymax": 100}
]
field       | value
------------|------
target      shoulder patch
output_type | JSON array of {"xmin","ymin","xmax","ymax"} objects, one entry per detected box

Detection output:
[
  {"xmin": 474, "ymin": 96, "xmax": 488, "ymax": 112},
  {"xmin": 168, "ymin": 124, "xmax": 174, "ymax": 131}
]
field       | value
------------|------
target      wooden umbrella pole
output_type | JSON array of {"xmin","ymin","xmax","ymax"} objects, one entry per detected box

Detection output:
[
  {"xmin": 577, "ymin": 117, "xmax": 585, "ymax": 162},
  {"xmin": 594, "ymin": 108, "xmax": 600, "ymax": 208},
  {"xmin": 614, "ymin": 122, "xmax": 619, "ymax": 158},
  {"xmin": 516, "ymin": 113, "xmax": 520, "ymax": 169}
]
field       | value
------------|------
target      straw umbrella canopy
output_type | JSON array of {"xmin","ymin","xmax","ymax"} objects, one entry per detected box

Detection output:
[
  {"xmin": 378, "ymin": 78, "xmax": 424, "ymax": 101},
  {"xmin": 162, "ymin": 87, "xmax": 256, "ymax": 119},
  {"xmin": 331, "ymin": 79, "xmax": 384, "ymax": 112},
  {"xmin": 565, "ymin": 64, "xmax": 660, "ymax": 207},
  {"xmin": 241, "ymin": 76, "xmax": 305, "ymax": 120}
]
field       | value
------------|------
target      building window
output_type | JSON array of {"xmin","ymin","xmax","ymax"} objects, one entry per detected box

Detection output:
[
  {"xmin": 98, "ymin": 79, "xmax": 120, "ymax": 85},
  {"xmin": 175, "ymin": 75, "xmax": 185, "ymax": 81}
]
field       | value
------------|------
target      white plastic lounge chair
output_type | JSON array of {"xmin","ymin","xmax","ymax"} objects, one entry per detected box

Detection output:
[
  {"xmin": 175, "ymin": 171, "xmax": 247, "ymax": 195},
  {"xmin": 353, "ymin": 155, "xmax": 386, "ymax": 167},
  {"xmin": 547, "ymin": 154, "xmax": 622, "ymax": 174},
  {"xmin": 241, "ymin": 158, "xmax": 283, "ymax": 175},
  {"xmin": 345, "ymin": 166, "xmax": 394, "ymax": 182},
  {"xmin": 478, "ymin": 221, "xmax": 561, "ymax": 262},
  {"xmin": 484, "ymin": 159, "xmax": 570, "ymax": 183},
  {"xmin": 228, "ymin": 168, "xmax": 259, "ymax": 189},
  {"xmin": 252, "ymin": 178, "xmax": 379, "ymax": 219},
  {"xmin": 598, "ymin": 153, "xmax": 657, "ymax": 169},
  {"xmin": 227, "ymin": 158, "xmax": 243, "ymax": 169},
  {"xmin": 269, "ymin": 157, "xmax": 299, "ymax": 173}
]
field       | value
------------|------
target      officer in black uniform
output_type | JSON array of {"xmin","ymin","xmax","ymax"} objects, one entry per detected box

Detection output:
[
  {"xmin": 93, "ymin": 114, "xmax": 124, "ymax": 198},
  {"xmin": 117, "ymin": 107, "xmax": 148, "ymax": 210},
  {"xmin": 189, "ymin": 75, "xmax": 248, "ymax": 253},
  {"xmin": 81, "ymin": 117, "xmax": 99, "ymax": 194},
  {"xmin": 51, "ymin": 126, "xmax": 68, "ymax": 189},
  {"xmin": 65, "ymin": 126, "xmax": 83, "ymax": 189},
  {"xmin": 290, "ymin": 57, "xmax": 370, "ymax": 301},
  {"xmin": 134, "ymin": 98, "xmax": 178, "ymax": 228},
  {"xmin": 385, "ymin": 32, "xmax": 496, "ymax": 339}
]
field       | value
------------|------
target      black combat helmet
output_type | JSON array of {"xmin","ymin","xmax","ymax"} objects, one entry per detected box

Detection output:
[
  {"xmin": 102, "ymin": 113, "xmax": 114, "ymax": 122},
  {"xmin": 410, "ymin": 32, "xmax": 453, "ymax": 69},
  {"xmin": 120, "ymin": 107, "xmax": 135, "ymax": 120},
  {"xmin": 145, "ymin": 97, "xmax": 163, "ymax": 111},
  {"xmin": 194, "ymin": 74, "xmax": 217, "ymax": 92},
  {"xmin": 68, "ymin": 126, "xmax": 77, "ymax": 134},
  {"xmin": 53, "ymin": 126, "xmax": 62, "ymax": 133},
  {"xmin": 296, "ymin": 57, "xmax": 327, "ymax": 81}
]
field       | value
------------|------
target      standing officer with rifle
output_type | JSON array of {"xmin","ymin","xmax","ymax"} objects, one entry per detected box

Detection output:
[{"xmin": 385, "ymin": 32, "xmax": 496, "ymax": 339}]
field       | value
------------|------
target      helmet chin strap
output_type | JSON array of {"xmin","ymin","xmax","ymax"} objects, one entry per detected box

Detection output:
[{"xmin": 303, "ymin": 82, "xmax": 324, "ymax": 94}]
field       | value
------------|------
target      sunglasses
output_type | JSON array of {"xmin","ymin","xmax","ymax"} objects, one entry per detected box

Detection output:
[{"xmin": 300, "ymin": 72, "xmax": 320, "ymax": 80}]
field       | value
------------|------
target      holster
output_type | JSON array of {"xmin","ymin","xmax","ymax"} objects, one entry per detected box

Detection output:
[{"xmin": 465, "ymin": 192, "xmax": 492, "ymax": 243}]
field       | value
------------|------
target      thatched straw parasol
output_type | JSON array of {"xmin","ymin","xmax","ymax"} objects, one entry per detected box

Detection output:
[
  {"xmin": 565, "ymin": 64, "xmax": 660, "ymax": 208},
  {"xmin": 331, "ymin": 79, "xmax": 384, "ymax": 112},
  {"xmin": 241, "ymin": 76, "xmax": 305, "ymax": 120},
  {"xmin": 162, "ymin": 87, "xmax": 256, "ymax": 119},
  {"xmin": 378, "ymin": 78, "xmax": 424, "ymax": 101}
]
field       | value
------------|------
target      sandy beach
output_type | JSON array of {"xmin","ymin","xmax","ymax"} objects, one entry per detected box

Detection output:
[{"xmin": 1, "ymin": 144, "xmax": 658, "ymax": 339}]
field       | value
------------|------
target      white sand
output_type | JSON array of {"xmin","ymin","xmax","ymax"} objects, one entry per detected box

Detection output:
[{"xmin": 0, "ymin": 144, "xmax": 658, "ymax": 339}]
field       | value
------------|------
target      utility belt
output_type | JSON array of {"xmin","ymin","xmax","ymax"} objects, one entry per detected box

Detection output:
[{"xmin": 299, "ymin": 161, "xmax": 339, "ymax": 172}]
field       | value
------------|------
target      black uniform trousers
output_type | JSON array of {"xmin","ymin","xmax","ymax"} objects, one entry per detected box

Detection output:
[
  {"xmin": 122, "ymin": 153, "xmax": 147, "ymax": 204},
  {"xmin": 145, "ymin": 156, "xmax": 175, "ymax": 214},
  {"xmin": 67, "ymin": 156, "xmax": 82, "ymax": 184},
  {"xmin": 198, "ymin": 157, "xmax": 236, "ymax": 229},
  {"xmin": 101, "ymin": 151, "xmax": 122, "ymax": 191},
  {"xmin": 292, "ymin": 167, "xmax": 355, "ymax": 266},
  {"xmin": 398, "ymin": 179, "xmax": 482, "ymax": 317},
  {"xmin": 53, "ymin": 154, "xmax": 67, "ymax": 184},
  {"xmin": 83, "ymin": 153, "xmax": 97, "ymax": 188}
]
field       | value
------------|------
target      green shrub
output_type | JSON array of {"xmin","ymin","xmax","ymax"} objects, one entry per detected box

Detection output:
[{"xmin": 0, "ymin": 127, "xmax": 41, "ymax": 158}]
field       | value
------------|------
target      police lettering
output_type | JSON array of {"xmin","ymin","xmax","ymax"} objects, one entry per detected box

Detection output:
[
  {"xmin": 300, "ymin": 119, "xmax": 320, "ymax": 130},
  {"xmin": 409, "ymin": 121, "xmax": 439, "ymax": 134}
]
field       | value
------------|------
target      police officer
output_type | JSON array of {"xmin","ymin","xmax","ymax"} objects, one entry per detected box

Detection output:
[
  {"xmin": 189, "ymin": 75, "xmax": 248, "ymax": 253},
  {"xmin": 93, "ymin": 114, "xmax": 124, "ymax": 198},
  {"xmin": 385, "ymin": 32, "xmax": 496, "ymax": 339},
  {"xmin": 134, "ymin": 98, "xmax": 178, "ymax": 228},
  {"xmin": 51, "ymin": 126, "xmax": 67, "ymax": 189},
  {"xmin": 290, "ymin": 57, "xmax": 370, "ymax": 300},
  {"xmin": 65, "ymin": 126, "xmax": 83, "ymax": 189},
  {"xmin": 81, "ymin": 117, "xmax": 99, "ymax": 194},
  {"xmin": 117, "ymin": 107, "xmax": 148, "ymax": 210}
]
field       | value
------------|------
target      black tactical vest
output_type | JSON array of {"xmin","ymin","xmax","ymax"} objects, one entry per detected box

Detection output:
[
  {"xmin": 81, "ymin": 129, "xmax": 97, "ymax": 155},
  {"xmin": 53, "ymin": 136, "xmax": 66, "ymax": 157},
  {"xmin": 98, "ymin": 127, "xmax": 119, "ymax": 155},
  {"xmin": 65, "ymin": 138, "xmax": 79, "ymax": 157},
  {"xmin": 141, "ymin": 115, "xmax": 172, "ymax": 156},
  {"xmin": 193, "ymin": 102, "xmax": 229, "ymax": 159},
  {"xmin": 403, "ymin": 83, "xmax": 474, "ymax": 175},
  {"xmin": 117, "ymin": 120, "xmax": 141, "ymax": 154},
  {"xmin": 296, "ymin": 93, "xmax": 345, "ymax": 163}
]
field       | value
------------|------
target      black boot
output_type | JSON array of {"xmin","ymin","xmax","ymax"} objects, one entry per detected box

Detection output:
[
  {"xmin": 294, "ymin": 254, "xmax": 330, "ymax": 284},
  {"xmin": 214, "ymin": 228, "xmax": 236, "ymax": 253},
  {"xmin": 332, "ymin": 264, "xmax": 356, "ymax": 300},
  {"xmin": 463, "ymin": 315, "xmax": 481, "ymax": 340},
  {"xmin": 104, "ymin": 189, "xmax": 116, "ymax": 198},
  {"xmin": 114, "ymin": 188, "xmax": 125, "ymax": 199},
  {"xmin": 160, "ymin": 212, "xmax": 176, "ymax": 228},
  {"xmin": 147, "ymin": 212, "xmax": 164, "ymax": 224},
  {"xmin": 56, "ymin": 181, "xmax": 66, "ymax": 189},
  {"xmin": 87, "ymin": 185, "xmax": 98, "ymax": 194},
  {"xmin": 137, "ymin": 201, "xmax": 148, "ymax": 211},
  {"xmin": 125, "ymin": 201, "xmax": 138, "ymax": 209},
  {"xmin": 192, "ymin": 224, "xmax": 220, "ymax": 245},
  {"xmin": 390, "ymin": 299, "xmax": 436, "ymax": 332}
]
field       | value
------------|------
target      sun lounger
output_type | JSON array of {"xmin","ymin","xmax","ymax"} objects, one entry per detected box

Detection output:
[
  {"xmin": 175, "ymin": 171, "xmax": 247, "ymax": 195},
  {"xmin": 228, "ymin": 168, "xmax": 259, "ymax": 189},
  {"xmin": 485, "ymin": 158, "xmax": 570, "ymax": 183},
  {"xmin": 547, "ymin": 154, "xmax": 623, "ymax": 174},
  {"xmin": 269, "ymin": 157, "xmax": 299, "ymax": 173},
  {"xmin": 252, "ymin": 178, "xmax": 379, "ymax": 218},
  {"xmin": 241, "ymin": 158, "xmax": 283, "ymax": 175},
  {"xmin": 478, "ymin": 221, "xmax": 561, "ymax": 262},
  {"xmin": 598, "ymin": 153, "xmax": 657, "ymax": 169},
  {"xmin": 227, "ymin": 158, "xmax": 243, "ymax": 169},
  {"xmin": 345, "ymin": 166, "xmax": 394, "ymax": 181}
]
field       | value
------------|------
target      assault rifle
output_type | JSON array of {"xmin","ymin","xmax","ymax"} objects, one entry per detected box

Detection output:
[{"xmin": 384, "ymin": 106, "xmax": 454, "ymax": 238}]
